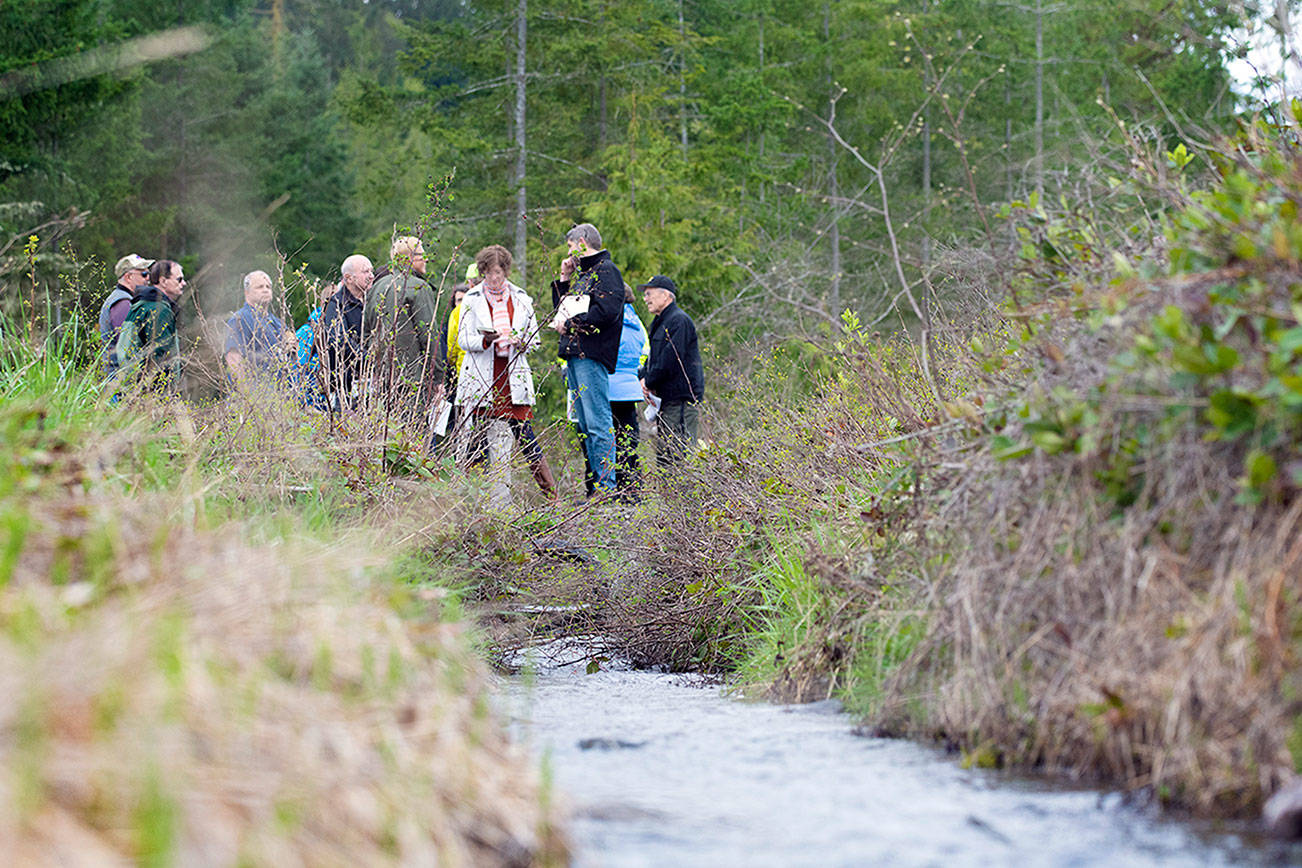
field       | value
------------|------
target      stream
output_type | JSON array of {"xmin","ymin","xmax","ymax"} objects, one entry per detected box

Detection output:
[{"xmin": 501, "ymin": 643, "xmax": 1293, "ymax": 867}]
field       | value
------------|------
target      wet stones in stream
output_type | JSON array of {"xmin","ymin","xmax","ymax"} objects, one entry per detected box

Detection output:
[
  {"xmin": 578, "ymin": 737, "xmax": 647, "ymax": 751},
  {"xmin": 1264, "ymin": 779, "xmax": 1302, "ymax": 840}
]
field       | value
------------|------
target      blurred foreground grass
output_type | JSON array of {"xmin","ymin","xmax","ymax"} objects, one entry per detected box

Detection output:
[{"xmin": 0, "ymin": 334, "xmax": 565, "ymax": 865}]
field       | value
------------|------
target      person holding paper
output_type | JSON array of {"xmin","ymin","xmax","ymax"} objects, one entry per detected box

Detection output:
[
  {"xmin": 456, "ymin": 244, "xmax": 557, "ymax": 500},
  {"xmin": 550, "ymin": 222, "xmax": 625, "ymax": 495},
  {"xmin": 638, "ymin": 274, "xmax": 705, "ymax": 467}
]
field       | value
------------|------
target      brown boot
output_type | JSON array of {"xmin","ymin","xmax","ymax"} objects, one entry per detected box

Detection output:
[{"xmin": 532, "ymin": 457, "xmax": 559, "ymax": 501}]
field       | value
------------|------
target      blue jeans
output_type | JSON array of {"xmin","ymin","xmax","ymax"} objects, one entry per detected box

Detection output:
[{"xmin": 567, "ymin": 358, "xmax": 616, "ymax": 492}]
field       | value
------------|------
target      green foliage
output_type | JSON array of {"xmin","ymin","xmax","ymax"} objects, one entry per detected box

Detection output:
[
  {"xmin": 4, "ymin": 0, "xmax": 1253, "ymax": 346},
  {"xmin": 991, "ymin": 123, "xmax": 1302, "ymax": 504}
]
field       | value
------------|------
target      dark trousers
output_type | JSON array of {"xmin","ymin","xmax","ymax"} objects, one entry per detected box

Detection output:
[
  {"xmin": 572, "ymin": 421, "xmax": 596, "ymax": 497},
  {"xmin": 656, "ymin": 400, "xmax": 699, "ymax": 466},
  {"xmin": 611, "ymin": 400, "xmax": 641, "ymax": 499}
]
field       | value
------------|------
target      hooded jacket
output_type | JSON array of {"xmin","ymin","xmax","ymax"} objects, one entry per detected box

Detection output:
[
  {"xmin": 609, "ymin": 303, "xmax": 649, "ymax": 402},
  {"xmin": 113, "ymin": 285, "xmax": 181, "ymax": 383}
]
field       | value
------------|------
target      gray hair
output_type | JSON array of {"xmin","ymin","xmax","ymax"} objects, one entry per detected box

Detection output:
[
  {"xmin": 242, "ymin": 270, "xmax": 271, "ymax": 292},
  {"xmin": 566, "ymin": 222, "xmax": 602, "ymax": 250},
  {"xmin": 341, "ymin": 254, "xmax": 371, "ymax": 276}
]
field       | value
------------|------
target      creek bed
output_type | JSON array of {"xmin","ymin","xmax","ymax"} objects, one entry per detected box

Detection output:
[{"xmin": 500, "ymin": 644, "xmax": 1289, "ymax": 867}]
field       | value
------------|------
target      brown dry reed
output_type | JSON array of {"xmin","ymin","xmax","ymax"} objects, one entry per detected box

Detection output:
[{"xmin": 1, "ymin": 385, "xmax": 567, "ymax": 865}]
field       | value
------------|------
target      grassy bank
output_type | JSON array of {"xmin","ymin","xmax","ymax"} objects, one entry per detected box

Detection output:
[
  {"xmin": 498, "ymin": 122, "xmax": 1302, "ymax": 821},
  {"xmin": 0, "ymin": 337, "xmax": 566, "ymax": 863},
  {"xmin": 6, "ymin": 126, "xmax": 1298, "ymax": 857}
]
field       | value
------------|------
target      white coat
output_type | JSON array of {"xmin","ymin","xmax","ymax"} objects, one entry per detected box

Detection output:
[{"xmin": 455, "ymin": 281, "xmax": 541, "ymax": 409}]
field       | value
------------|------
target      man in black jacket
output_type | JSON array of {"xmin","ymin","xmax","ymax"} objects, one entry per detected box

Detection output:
[
  {"xmin": 550, "ymin": 222, "xmax": 624, "ymax": 494},
  {"xmin": 638, "ymin": 274, "xmax": 704, "ymax": 466},
  {"xmin": 318, "ymin": 253, "xmax": 373, "ymax": 408}
]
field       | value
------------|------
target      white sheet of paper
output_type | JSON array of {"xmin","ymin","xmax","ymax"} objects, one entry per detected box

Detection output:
[
  {"xmin": 557, "ymin": 294, "xmax": 590, "ymax": 319},
  {"xmin": 643, "ymin": 393, "xmax": 662, "ymax": 422},
  {"xmin": 432, "ymin": 399, "xmax": 453, "ymax": 436}
]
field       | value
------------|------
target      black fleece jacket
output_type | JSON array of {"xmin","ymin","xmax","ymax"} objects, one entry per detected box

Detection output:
[
  {"xmin": 550, "ymin": 248, "xmax": 624, "ymax": 374},
  {"xmin": 639, "ymin": 301, "xmax": 704, "ymax": 403}
]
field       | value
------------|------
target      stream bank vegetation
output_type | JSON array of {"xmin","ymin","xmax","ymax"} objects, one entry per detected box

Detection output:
[
  {"xmin": 0, "ymin": 321, "xmax": 567, "ymax": 863},
  {"xmin": 492, "ymin": 111, "xmax": 1302, "ymax": 823}
]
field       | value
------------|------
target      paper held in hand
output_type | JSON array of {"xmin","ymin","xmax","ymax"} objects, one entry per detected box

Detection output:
[
  {"xmin": 643, "ymin": 393, "xmax": 662, "ymax": 422},
  {"xmin": 432, "ymin": 399, "xmax": 453, "ymax": 436},
  {"xmin": 551, "ymin": 293, "xmax": 590, "ymax": 329}
]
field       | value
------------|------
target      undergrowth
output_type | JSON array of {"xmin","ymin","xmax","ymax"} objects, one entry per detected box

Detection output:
[
  {"xmin": 494, "ymin": 110, "xmax": 1302, "ymax": 821},
  {"xmin": 0, "ymin": 313, "xmax": 567, "ymax": 864}
]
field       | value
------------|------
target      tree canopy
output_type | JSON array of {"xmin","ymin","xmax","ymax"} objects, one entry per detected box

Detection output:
[{"xmin": 0, "ymin": 0, "xmax": 1262, "ymax": 332}]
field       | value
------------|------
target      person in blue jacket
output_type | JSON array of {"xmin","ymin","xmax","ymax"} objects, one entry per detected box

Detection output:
[
  {"xmin": 609, "ymin": 284, "xmax": 649, "ymax": 501},
  {"xmin": 293, "ymin": 279, "xmax": 337, "ymax": 409}
]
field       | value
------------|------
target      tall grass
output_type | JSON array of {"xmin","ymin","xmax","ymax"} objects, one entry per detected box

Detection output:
[{"xmin": 0, "ymin": 307, "xmax": 568, "ymax": 862}]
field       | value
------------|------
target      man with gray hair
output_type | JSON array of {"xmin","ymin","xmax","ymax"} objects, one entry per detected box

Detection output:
[
  {"xmin": 319, "ymin": 253, "xmax": 374, "ymax": 406},
  {"xmin": 224, "ymin": 269, "xmax": 296, "ymax": 388},
  {"xmin": 364, "ymin": 236, "xmax": 443, "ymax": 420},
  {"xmin": 550, "ymin": 222, "xmax": 625, "ymax": 495}
]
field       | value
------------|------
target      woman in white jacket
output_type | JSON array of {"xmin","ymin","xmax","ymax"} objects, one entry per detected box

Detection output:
[{"xmin": 455, "ymin": 244, "xmax": 557, "ymax": 499}]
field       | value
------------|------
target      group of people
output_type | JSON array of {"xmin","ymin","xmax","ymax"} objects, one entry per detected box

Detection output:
[{"xmin": 98, "ymin": 221, "xmax": 705, "ymax": 502}]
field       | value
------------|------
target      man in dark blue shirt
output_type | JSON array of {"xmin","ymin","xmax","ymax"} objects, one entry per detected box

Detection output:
[{"xmin": 224, "ymin": 269, "xmax": 296, "ymax": 390}]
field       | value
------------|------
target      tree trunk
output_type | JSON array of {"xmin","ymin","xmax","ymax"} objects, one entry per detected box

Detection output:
[
  {"xmin": 1005, "ymin": 65, "xmax": 1013, "ymax": 201},
  {"xmin": 514, "ymin": 0, "xmax": 527, "ymax": 287},
  {"xmin": 824, "ymin": 1, "xmax": 841, "ymax": 314},
  {"xmin": 599, "ymin": 0, "xmax": 607, "ymax": 148},
  {"xmin": 921, "ymin": 0, "xmax": 932, "ymax": 271},
  {"xmin": 1034, "ymin": 0, "xmax": 1044, "ymax": 198},
  {"xmin": 678, "ymin": 0, "xmax": 688, "ymax": 160},
  {"xmin": 758, "ymin": 9, "xmax": 766, "ymax": 205}
]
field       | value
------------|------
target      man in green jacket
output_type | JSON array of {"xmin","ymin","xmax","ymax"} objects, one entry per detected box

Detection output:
[
  {"xmin": 113, "ymin": 259, "xmax": 187, "ymax": 391},
  {"xmin": 364, "ymin": 235, "xmax": 444, "ymax": 422}
]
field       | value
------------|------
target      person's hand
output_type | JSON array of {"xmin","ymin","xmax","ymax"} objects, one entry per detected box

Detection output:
[
  {"xmin": 559, "ymin": 254, "xmax": 577, "ymax": 281},
  {"xmin": 641, "ymin": 379, "xmax": 651, "ymax": 401},
  {"xmin": 280, "ymin": 331, "xmax": 297, "ymax": 353}
]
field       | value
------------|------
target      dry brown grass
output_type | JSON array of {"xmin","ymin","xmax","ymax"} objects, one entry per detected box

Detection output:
[
  {"xmin": 0, "ymin": 399, "xmax": 566, "ymax": 865},
  {"xmin": 476, "ymin": 264, "xmax": 1302, "ymax": 818},
  {"xmin": 859, "ymin": 304, "xmax": 1302, "ymax": 814},
  {"xmin": 868, "ymin": 417, "xmax": 1299, "ymax": 815}
]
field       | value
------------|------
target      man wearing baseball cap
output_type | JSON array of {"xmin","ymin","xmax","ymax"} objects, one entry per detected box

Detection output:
[
  {"xmin": 637, "ymin": 274, "xmax": 704, "ymax": 467},
  {"xmin": 99, "ymin": 253, "xmax": 154, "ymax": 376}
]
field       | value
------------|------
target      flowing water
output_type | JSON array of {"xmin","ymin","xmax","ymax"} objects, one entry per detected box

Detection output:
[{"xmin": 501, "ymin": 643, "xmax": 1293, "ymax": 867}]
